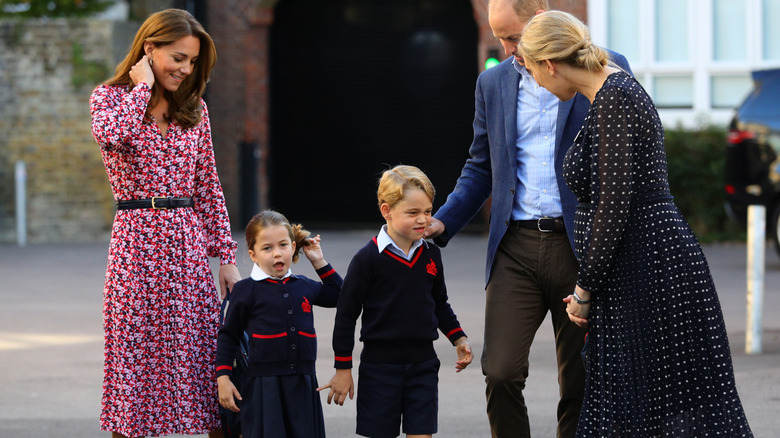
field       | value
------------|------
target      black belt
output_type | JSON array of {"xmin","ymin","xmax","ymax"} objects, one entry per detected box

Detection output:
[
  {"xmin": 512, "ymin": 217, "xmax": 565, "ymax": 233},
  {"xmin": 116, "ymin": 197, "xmax": 193, "ymax": 210}
]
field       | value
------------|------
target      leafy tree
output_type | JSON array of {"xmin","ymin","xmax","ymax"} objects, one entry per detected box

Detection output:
[{"xmin": 0, "ymin": 0, "xmax": 115, "ymax": 17}]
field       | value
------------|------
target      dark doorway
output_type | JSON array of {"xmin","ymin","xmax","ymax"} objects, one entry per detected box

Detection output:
[{"xmin": 270, "ymin": 0, "xmax": 478, "ymax": 226}]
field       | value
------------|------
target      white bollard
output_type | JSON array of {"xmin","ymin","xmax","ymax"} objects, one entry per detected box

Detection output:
[
  {"xmin": 745, "ymin": 204, "xmax": 765, "ymax": 354},
  {"xmin": 15, "ymin": 160, "xmax": 27, "ymax": 247}
]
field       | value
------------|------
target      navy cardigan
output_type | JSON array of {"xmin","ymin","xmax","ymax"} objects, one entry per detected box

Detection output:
[{"xmin": 216, "ymin": 263, "xmax": 342, "ymax": 377}]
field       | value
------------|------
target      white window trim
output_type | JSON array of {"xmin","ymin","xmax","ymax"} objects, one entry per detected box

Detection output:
[{"xmin": 588, "ymin": 0, "xmax": 780, "ymax": 128}]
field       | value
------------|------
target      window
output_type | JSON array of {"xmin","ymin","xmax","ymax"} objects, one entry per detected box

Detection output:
[
  {"xmin": 713, "ymin": 0, "xmax": 746, "ymax": 62},
  {"xmin": 711, "ymin": 75, "xmax": 752, "ymax": 108},
  {"xmin": 654, "ymin": 76, "xmax": 693, "ymax": 108},
  {"xmin": 656, "ymin": 0, "xmax": 688, "ymax": 62},
  {"xmin": 590, "ymin": 0, "xmax": 780, "ymax": 126},
  {"xmin": 765, "ymin": 0, "xmax": 780, "ymax": 61},
  {"xmin": 607, "ymin": 0, "xmax": 639, "ymax": 63}
]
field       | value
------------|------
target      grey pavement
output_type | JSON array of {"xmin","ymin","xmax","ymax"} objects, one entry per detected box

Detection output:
[{"xmin": 1, "ymin": 230, "xmax": 779, "ymax": 437}]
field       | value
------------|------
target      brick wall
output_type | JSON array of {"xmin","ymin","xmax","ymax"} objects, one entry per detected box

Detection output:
[
  {"xmin": 0, "ymin": 19, "xmax": 123, "ymax": 243},
  {"xmin": 206, "ymin": 2, "xmax": 272, "ymax": 226}
]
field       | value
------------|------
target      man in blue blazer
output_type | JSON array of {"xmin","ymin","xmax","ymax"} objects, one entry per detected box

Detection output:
[{"xmin": 424, "ymin": 1, "xmax": 631, "ymax": 437}]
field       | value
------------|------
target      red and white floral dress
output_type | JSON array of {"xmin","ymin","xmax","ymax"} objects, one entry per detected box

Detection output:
[{"xmin": 90, "ymin": 82, "xmax": 237, "ymax": 437}]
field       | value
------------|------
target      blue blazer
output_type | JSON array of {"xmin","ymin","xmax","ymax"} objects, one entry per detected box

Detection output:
[{"xmin": 434, "ymin": 53, "xmax": 632, "ymax": 286}]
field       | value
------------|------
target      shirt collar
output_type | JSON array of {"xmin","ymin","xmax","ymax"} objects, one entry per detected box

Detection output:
[
  {"xmin": 376, "ymin": 224, "xmax": 428, "ymax": 260},
  {"xmin": 250, "ymin": 263, "xmax": 292, "ymax": 282},
  {"xmin": 513, "ymin": 58, "xmax": 534, "ymax": 88}
]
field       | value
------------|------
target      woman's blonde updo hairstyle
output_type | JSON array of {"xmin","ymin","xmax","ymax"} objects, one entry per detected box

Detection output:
[
  {"xmin": 245, "ymin": 210, "xmax": 311, "ymax": 263},
  {"xmin": 519, "ymin": 10, "xmax": 608, "ymax": 72}
]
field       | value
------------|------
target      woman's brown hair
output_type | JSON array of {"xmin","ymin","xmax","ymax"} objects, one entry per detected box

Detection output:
[
  {"xmin": 105, "ymin": 8, "xmax": 216, "ymax": 129},
  {"xmin": 245, "ymin": 210, "xmax": 311, "ymax": 263}
]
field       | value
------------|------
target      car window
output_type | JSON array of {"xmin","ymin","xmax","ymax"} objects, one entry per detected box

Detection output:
[{"xmin": 738, "ymin": 69, "xmax": 780, "ymax": 132}]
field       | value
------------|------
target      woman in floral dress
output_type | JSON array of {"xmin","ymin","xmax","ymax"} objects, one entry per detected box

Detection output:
[
  {"xmin": 90, "ymin": 9, "xmax": 240, "ymax": 438},
  {"xmin": 519, "ymin": 11, "xmax": 753, "ymax": 437}
]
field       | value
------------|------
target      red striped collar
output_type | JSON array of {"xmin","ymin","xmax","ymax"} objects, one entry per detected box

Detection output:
[{"xmin": 372, "ymin": 236, "xmax": 424, "ymax": 267}]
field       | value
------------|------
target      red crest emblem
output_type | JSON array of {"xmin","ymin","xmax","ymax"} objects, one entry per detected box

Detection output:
[
  {"xmin": 301, "ymin": 296, "xmax": 312, "ymax": 313},
  {"xmin": 426, "ymin": 259, "xmax": 438, "ymax": 276}
]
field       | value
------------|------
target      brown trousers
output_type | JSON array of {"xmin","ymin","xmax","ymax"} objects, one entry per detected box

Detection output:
[{"xmin": 482, "ymin": 226, "xmax": 586, "ymax": 438}]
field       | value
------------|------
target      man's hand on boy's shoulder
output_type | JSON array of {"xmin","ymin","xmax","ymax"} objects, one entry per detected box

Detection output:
[
  {"xmin": 424, "ymin": 217, "xmax": 445, "ymax": 239},
  {"xmin": 454, "ymin": 337, "xmax": 473, "ymax": 373}
]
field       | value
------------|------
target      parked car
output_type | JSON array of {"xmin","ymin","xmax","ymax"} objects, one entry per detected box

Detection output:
[{"xmin": 724, "ymin": 68, "xmax": 780, "ymax": 255}]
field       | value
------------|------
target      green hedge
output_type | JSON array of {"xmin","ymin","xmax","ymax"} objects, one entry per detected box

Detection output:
[{"xmin": 664, "ymin": 125, "xmax": 745, "ymax": 243}]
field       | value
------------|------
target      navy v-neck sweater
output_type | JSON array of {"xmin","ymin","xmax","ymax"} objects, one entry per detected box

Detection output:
[{"xmin": 332, "ymin": 238, "xmax": 466, "ymax": 369}]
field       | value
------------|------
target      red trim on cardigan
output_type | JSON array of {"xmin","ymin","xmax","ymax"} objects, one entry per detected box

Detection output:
[
  {"xmin": 252, "ymin": 332, "xmax": 287, "ymax": 339},
  {"xmin": 299, "ymin": 331, "xmax": 316, "ymax": 338},
  {"xmin": 335, "ymin": 356, "xmax": 352, "ymax": 362},
  {"xmin": 319, "ymin": 268, "xmax": 336, "ymax": 278},
  {"xmin": 216, "ymin": 365, "xmax": 233, "ymax": 372}
]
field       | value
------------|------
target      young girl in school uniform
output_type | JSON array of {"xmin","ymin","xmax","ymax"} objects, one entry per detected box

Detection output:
[{"xmin": 216, "ymin": 210, "xmax": 343, "ymax": 438}]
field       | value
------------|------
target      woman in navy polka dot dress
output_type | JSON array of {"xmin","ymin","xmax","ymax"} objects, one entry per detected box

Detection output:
[
  {"xmin": 90, "ymin": 9, "xmax": 240, "ymax": 438},
  {"xmin": 520, "ymin": 11, "xmax": 753, "ymax": 437}
]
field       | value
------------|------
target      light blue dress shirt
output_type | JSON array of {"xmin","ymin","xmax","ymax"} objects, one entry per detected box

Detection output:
[{"xmin": 511, "ymin": 59, "xmax": 563, "ymax": 220}]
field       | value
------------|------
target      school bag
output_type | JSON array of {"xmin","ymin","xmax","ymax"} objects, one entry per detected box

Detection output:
[{"xmin": 219, "ymin": 290, "xmax": 250, "ymax": 438}]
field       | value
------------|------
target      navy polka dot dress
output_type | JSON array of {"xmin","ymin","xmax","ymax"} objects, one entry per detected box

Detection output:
[{"xmin": 563, "ymin": 71, "xmax": 753, "ymax": 437}]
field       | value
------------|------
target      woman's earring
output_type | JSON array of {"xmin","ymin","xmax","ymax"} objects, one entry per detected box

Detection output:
[{"xmin": 149, "ymin": 58, "xmax": 153, "ymax": 66}]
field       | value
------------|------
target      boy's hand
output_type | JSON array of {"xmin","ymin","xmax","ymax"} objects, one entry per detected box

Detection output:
[
  {"xmin": 454, "ymin": 337, "xmax": 473, "ymax": 372},
  {"xmin": 316, "ymin": 369, "xmax": 354, "ymax": 406},
  {"xmin": 217, "ymin": 375, "xmax": 242, "ymax": 413},
  {"xmin": 302, "ymin": 234, "xmax": 327, "ymax": 270}
]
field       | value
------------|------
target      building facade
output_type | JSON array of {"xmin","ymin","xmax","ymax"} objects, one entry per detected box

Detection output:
[{"xmin": 588, "ymin": 0, "xmax": 780, "ymax": 128}]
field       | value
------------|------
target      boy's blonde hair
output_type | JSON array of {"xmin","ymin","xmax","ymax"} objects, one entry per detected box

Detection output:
[{"xmin": 377, "ymin": 165, "xmax": 435, "ymax": 209}]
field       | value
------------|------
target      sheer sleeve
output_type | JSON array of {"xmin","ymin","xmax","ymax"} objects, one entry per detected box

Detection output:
[{"xmin": 576, "ymin": 84, "xmax": 639, "ymax": 294}]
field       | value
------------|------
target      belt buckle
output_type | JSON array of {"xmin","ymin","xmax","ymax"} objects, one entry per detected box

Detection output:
[
  {"xmin": 537, "ymin": 217, "xmax": 554, "ymax": 233},
  {"xmin": 151, "ymin": 197, "xmax": 168, "ymax": 210}
]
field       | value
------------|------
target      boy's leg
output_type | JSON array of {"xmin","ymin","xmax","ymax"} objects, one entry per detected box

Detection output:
[
  {"xmin": 356, "ymin": 361, "xmax": 404, "ymax": 438},
  {"xmin": 401, "ymin": 357, "xmax": 440, "ymax": 436}
]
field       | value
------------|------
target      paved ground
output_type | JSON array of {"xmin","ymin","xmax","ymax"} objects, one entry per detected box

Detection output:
[{"xmin": 1, "ymin": 230, "xmax": 778, "ymax": 437}]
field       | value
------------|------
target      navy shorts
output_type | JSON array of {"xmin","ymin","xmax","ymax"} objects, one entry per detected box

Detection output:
[{"xmin": 356, "ymin": 357, "xmax": 440, "ymax": 438}]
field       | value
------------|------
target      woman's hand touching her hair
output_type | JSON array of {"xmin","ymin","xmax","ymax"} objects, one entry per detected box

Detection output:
[{"xmin": 130, "ymin": 55, "xmax": 155, "ymax": 88}]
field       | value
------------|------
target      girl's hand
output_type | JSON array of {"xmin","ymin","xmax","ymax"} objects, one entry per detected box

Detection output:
[
  {"xmin": 454, "ymin": 337, "xmax": 473, "ymax": 372},
  {"xmin": 129, "ymin": 55, "xmax": 155, "ymax": 87},
  {"xmin": 302, "ymin": 234, "xmax": 327, "ymax": 270},
  {"xmin": 217, "ymin": 375, "xmax": 242, "ymax": 413}
]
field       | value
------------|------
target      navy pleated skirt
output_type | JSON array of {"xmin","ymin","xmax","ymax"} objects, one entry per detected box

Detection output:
[{"xmin": 241, "ymin": 374, "xmax": 326, "ymax": 438}]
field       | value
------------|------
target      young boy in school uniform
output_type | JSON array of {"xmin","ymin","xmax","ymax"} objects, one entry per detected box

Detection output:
[{"xmin": 318, "ymin": 164, "xmax": 473, "ymax": 438}]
